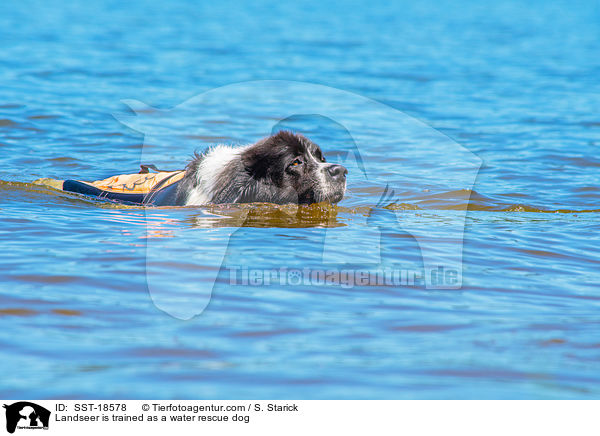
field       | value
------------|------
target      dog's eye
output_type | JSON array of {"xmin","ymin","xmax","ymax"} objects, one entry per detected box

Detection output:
[{"xmin": 290, "ymin": 158, "xmax": 302, "ymax": 167}]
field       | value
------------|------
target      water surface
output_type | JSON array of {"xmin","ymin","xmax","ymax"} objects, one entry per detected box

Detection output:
[{"xmin": 1, "ymin": 0, "xmax": 599, "ymax": 399}]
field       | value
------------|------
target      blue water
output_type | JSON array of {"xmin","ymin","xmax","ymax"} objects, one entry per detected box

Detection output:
[{"xmin": 1, "ymin": 0, "xmax": 600, "ymax": 399}]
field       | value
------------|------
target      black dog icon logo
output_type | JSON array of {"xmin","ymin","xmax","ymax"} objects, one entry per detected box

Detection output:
[{"xmin": 3, "ymin": 402, "xmax": 50, "ymax": 434}]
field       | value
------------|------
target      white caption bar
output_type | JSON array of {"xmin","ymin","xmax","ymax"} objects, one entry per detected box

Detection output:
[{"xmin": 0, "ymin": 400, "xmax": 596, "ymax": 436}]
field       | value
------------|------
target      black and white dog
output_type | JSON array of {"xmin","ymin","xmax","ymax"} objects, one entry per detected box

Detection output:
[{"xmin": 152, "ymin": 131, "xmax": 347, "ymax": 206}]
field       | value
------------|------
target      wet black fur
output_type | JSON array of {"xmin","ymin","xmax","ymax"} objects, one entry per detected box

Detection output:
[{"xmin": 175, "ymin": 131, "xmax": 346, "ymax": 205}]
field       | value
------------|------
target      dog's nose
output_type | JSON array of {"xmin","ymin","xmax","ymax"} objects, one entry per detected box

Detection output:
[{"xmin": 327, "ymin": 164, "xmax": 348, "ymax": 179}]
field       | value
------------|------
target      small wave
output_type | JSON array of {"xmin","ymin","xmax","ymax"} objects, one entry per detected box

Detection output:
[
  {"xmin": 406, "ymin": 189, "xmax": 600, "ymax": 214},
  {"xmin": 498, "ymin": 204, "xmax": 600, "ymax": 213},
  {"xmin": 2, "ymin": 180, "xmax": 598, "ymax": 215}
]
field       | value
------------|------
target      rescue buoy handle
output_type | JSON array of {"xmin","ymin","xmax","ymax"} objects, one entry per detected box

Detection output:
[{"xmin": 139, "ymin": 164, "xmax": 175, "ymax": 174}]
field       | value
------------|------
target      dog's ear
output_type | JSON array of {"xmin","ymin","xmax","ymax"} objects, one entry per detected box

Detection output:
[
  {"xmin": 242, "ymin": 131, "xmax": 302, "ymax": 180},
  {"xmin": 241, "ymin": 141, "xmax": 273, "ymax": 179}
]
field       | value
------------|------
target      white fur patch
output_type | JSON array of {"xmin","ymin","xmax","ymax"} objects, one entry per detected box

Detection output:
[
  {"xmin": 185, "ymin": 144, "xmax": 248, "ymax": 205},
  {"xmin": 307, "ymin": 148, "xmax": 335, "ymax": 200}
]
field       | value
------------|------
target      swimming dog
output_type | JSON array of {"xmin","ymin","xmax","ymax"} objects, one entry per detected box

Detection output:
[{"xmin": 47, "ymin": 131, "xmax": 348, "ymax": 206}]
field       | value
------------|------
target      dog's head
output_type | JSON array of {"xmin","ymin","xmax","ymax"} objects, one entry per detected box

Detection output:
[{"xmin": 241, "ymin": 131, "xmax": 347, "ymax": 204}]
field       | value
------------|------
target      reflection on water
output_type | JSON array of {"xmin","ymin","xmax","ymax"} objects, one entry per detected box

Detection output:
[{"xmin": 184, "ymin": 203, "xmax": 345, "ymax": 229}]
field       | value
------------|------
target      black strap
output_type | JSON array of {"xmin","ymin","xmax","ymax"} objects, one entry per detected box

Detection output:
[{"xmin": 149, "ymin": 170, "xmax": 185, "ymax": 193}]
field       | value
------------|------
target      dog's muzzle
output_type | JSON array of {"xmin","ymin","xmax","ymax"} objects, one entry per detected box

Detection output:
[{"xmin": 326, "ymin": 164, "xmax": 348, "ymax": 181}]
